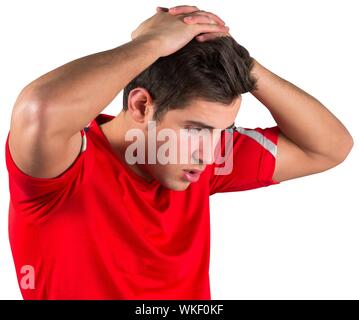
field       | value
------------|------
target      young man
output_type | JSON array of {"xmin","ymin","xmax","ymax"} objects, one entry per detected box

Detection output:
[{"xmin": 6, "ymin": 5, "xmax": 353, "ymax": 299}]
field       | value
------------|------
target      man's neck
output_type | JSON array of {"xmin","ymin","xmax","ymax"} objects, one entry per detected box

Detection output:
[{"xmin": 99, "ymin": 112, "xmax": 154, "ymax": 183}]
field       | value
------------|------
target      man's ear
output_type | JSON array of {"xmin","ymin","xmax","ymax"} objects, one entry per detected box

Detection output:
[{"xmin": 127, "ymin": 88, "xmax": 154, "ymax": 124}]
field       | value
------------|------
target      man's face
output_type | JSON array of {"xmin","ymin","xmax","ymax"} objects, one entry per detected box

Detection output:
[{"xmin": 133, "ymin": 97, "xmax": 241, "ymax": 191}]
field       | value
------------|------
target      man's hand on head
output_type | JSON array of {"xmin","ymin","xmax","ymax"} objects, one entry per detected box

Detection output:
[
  {"xmin": 131, "ymin": 5, "xmax": 229, "ymax": 57},
  {"xmin": 156, "ymin": 5, "xmax": 232, "ymax": 42}
]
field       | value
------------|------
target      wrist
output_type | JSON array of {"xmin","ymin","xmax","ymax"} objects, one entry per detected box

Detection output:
[
  {"xmin": 250, "ymin": 58, "xmax": 260, "ymax": 75},
  {"xmin": 130, "ymin": 35, "xmax": 162, "ymax": 60},
  {"xmin": 249, "ymin": 58, "xmax": 263, "ymax": 93}
]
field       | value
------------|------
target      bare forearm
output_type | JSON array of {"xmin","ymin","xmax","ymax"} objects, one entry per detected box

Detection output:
[
  {"xmin": 18, "ymin": 36, "xmax": 160, "ymax": 136},
  {"xmin": 250, "ymin": 59, "xmax": 353, "ymax": 161}
]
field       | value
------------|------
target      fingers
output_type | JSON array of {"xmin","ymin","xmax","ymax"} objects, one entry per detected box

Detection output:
[
  {"xmin": 155, "ymin": 5, "xmax": 230, "ymax": 42},
  {"xmin": 184, "ymin": 14, "xmax": 217, "ymax": 25},
  {"xmin": 196, "ymin": 32, "xmax": 232, "ymax": 42},
  {"xmin": 185, "ymin": 11, "xmax": 225, "ymax": 26},
  {"xmin": 168, "ymin": 5, "xmax": 199, "ymax": 14},
  {"xmin": 206, "ymin": 12, "xmax": 225, "ymax": 25},
  {"xmin": 156, "ymin": 6, "xmax": 226, "ymax": 27},
  {"xmin": 195, "ymin": 23, "xmax": 229, "ymax": 35},
  {"xmin": 167, "ymin": 5, "xmax": 225, "ymax": 26}
]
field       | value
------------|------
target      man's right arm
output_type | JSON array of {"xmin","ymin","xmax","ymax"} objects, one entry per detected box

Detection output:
[
  {"xmin": 9, "ymin": 36, "xmax": 161, "ymax": 178},
  {"xmin": 9, "ymin": 10, "xmax": 228, "ymax": 179}
]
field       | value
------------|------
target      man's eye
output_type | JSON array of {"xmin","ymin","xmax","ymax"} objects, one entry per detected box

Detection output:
[{"xmin": 188, "ymin": 127, "xmax": 202, "ymax": 134}]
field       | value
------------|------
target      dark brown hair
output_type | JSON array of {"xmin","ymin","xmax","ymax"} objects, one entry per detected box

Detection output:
[{"xmin": 122, "ymin": 36, "xmax": 257, "ymax": 121}]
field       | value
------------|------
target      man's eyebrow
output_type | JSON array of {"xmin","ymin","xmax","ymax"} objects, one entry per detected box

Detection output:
[
  {"xmin": 183, "ymin": 120, "xmax": 215, "ymax": 129},
  {"xmin": 183, "ymin": 121, "xmax": 235, "ymax": 130}
]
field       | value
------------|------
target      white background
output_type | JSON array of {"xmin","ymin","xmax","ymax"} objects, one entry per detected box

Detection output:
[{"xmin": 1, "ymin": 0, "xmax": 358, "ymax": 299}]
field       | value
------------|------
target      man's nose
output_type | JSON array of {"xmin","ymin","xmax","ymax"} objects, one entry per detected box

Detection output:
[
  {"xmin": 192, "ymin": 146, "xmax": 214, "ymax": 165},
  {"xmin": 191, "ymin": 150, "xmax": 204, "ymax": 164}
]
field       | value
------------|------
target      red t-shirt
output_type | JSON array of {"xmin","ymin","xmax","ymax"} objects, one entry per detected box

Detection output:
[{"xmin": 5, "ymin": 113, "xmax": 280, "ymax": 300}]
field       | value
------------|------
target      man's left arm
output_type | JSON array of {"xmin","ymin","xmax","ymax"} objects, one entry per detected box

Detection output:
[
  {"xmin": 250, "ymin": 59, "xmax": 354, "ymax": 182},
  {"xmin": 160, "ymin": 4, "xmax": 354, "ymax": 183}
]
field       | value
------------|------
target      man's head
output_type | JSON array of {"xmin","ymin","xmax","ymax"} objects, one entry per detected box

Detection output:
[{"xmin": 120, "ymin": 36, "xmax": 257, "ymax": 190}]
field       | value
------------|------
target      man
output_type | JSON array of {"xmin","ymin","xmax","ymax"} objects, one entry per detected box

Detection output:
[{"xmin": 5, "ymin": 5, "xmax": 353, "ymax": 299}]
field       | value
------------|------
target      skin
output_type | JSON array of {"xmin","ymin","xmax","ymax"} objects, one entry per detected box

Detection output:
[
  {"xmin": 101, "ymin": 91, "xmax": 241, "ymax": 190},
  {"xmin": 9, "ymin": 5, "xmax": 353, "ymax": 191},
  {"xmin": 161, "ymin": 5, "xmax": 354, "ymax": 182},
  {"xmin": 9, "ymin": 8, "xmax": 229, "ymax": 183}
]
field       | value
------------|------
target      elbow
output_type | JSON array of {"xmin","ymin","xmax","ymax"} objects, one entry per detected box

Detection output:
[
  {"xmin": 343, "ymin": 134, "xmax": 354, "ymax": 159},
  {"xmin": 11, "ymin": 86, "xmax": 54, "ymax": 133},
  {"xmin": 330, "ymin": 133, "xmax": 354, "ymax": 164}
]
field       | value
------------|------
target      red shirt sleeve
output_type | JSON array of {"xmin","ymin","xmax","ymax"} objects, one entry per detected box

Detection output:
[
  {"xmin": 209, "ymin": 125, "xmax": 281, "ymax": 195},
  {"xmin": 5, "ymin": 128, "xmax": 91, "ymax": 220}
]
